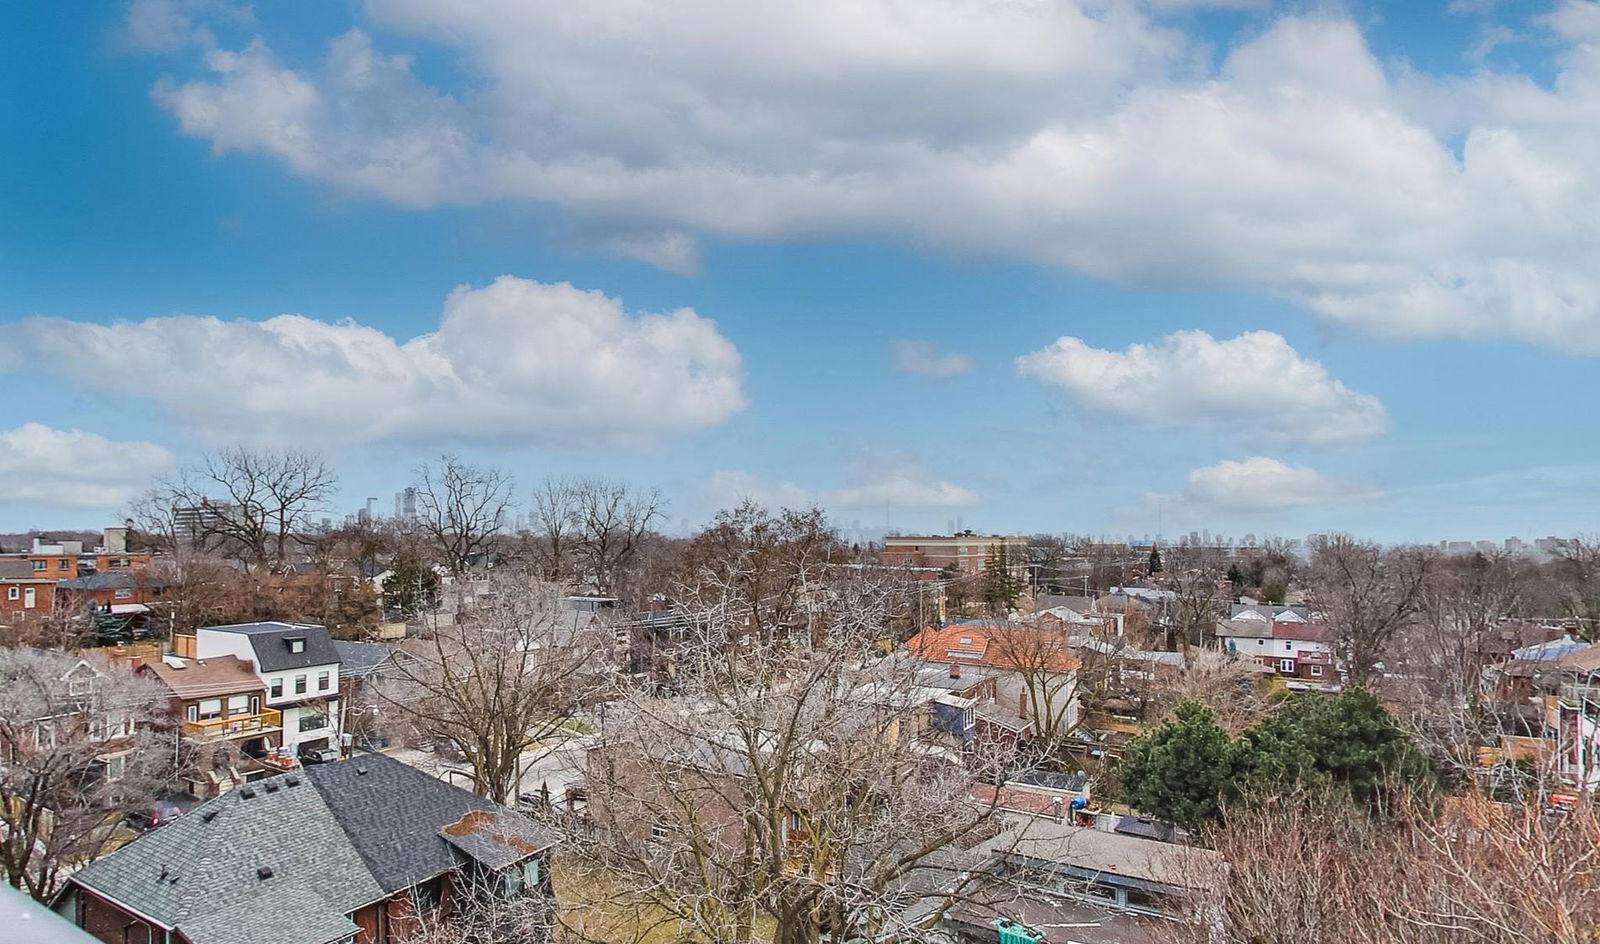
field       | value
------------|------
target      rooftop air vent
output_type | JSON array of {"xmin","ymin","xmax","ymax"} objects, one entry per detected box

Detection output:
[
  {"xmin": 284, "ymin": 774, "xmax": 301, "ymax": 787},
  {"xmin": 238, "ymin": 786, "xmax": 257, "ymax": 799},
  {"xmin": 201, "ymin": 809, "xmax": 219, "ymax": 822},
  {"xmin": 257, "ymin": 866, "xmax": 273, "ymax": 880},
  {"xmin": 264, "ymin": 780, "xmax": 280, "ymax": 793},
  {"xmin": 355, "ymin": 766, "xmax": 368, "ymax": 776}
]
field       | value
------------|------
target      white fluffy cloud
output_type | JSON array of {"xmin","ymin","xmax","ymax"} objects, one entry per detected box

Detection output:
[
  {"xmin": 710, "ymin": 462, "xmax": 978, "ymax": 512},
  {"xmin": 0, "ymin": 424, "xmax": 173, "ymax": 509},
  {"xmin": 1178, "ymin": 456, "xmax": 1353, "ymax": 511},
  {"xmin": 1016, "ymin": 329, "xmax": 1386, "ymax": 444},
  {"xmin": 892, "ymin": 339, "xmax": 973, "ymax": 379},
  {"xmin": 11, "ymin": 277, "xmax": 744, "ymax": 446},
  {"xmin": 142, "ymin": 4, "xmax": 1600, "ymax": 349}
]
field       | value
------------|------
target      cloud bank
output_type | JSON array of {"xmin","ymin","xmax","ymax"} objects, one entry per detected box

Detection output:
[{"xmin": 11, "ymin": 277, "xmax": 745, "ymax": 447}]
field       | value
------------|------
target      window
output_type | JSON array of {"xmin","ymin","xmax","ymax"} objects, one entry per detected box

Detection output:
[
  {"xmin": 270, "ymin": 679, "xmax": 283, "ymax": 698},
  {"xmin": 113, "ymin": 588, "xmax": 133, "ymax": 599},
  {"xmin": 6, "ymin": 587, "xmax": 16, "ymax": 600},
  {"xmin": 1285, "ymin": 641, "xmax": 1293, "ymax": 651},
  {"xmin": 198, "ymin": 699, "xmax": 222, "ymax": 720},
  {"xmin": 102, "ymin": 754, "xmax": 126, "ymax": 782},
  {"xmin": 227, "ymin": 694, "xmax": 251, "ymax": 715},
  {"xmin": 288, "ymin": 638, "xmax": 306, "ymax": 654},
  {"xmin": 23, "ymin": 588, "xmax": 35, "ymax": 609},
  {"xmin": 294, "ymin": 675, "xmax": 307, "ymax": 695},
  {"xmin": 1278, "ymin": 659, "xmax": 1295, "ymax": 673},
  {"xmin": 186, "ymin": 705, "xmax": 199, "ymax": 723},
  {"xmin": 650, "ymin": 821, "xmax": 670, "ymax": 842},
  {"xmin": 1256, "ymin": 638, "xmax": 1264, "ymax": 646},
  {"xmin": 1309, "ymin": 665, "xmax": 1324, "ymax": 677},
  {"xmin": 318, "ymin": 671, "xmax": 331, "ymax": 691},
  {"xmin": 411, "ymin": 876, "xmax": 443, "ymax": 914},
  {"xmin": 31, "ymin": 560, "xmax": 44, "ymax": 571},
  {"xmin": 57, "ymin": 559, "xmax": 69, "ymax": 570}
]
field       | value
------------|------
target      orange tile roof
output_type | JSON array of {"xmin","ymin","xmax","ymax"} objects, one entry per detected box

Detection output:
[{"xmin": 906, "ymin": 623, "xmax": 1081, "ymax": 673}]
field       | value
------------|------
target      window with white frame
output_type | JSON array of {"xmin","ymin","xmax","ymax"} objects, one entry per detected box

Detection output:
[
  {"xmin": 1285, "ymin": 641, "xmax": 1293, "ymax": 651},
  {"xmin": 1278, "ymin": 659, "xmax": 1295, "ymax": 673},
  {"xmin": 1309, "ymin": 665, "xmax": 1324, "ymax": 677},
  {"xmin": 198, "ymin": 698, "xmax": 222, "ymax": 720},
  {"xmin": 113, "ymin": 588, "xmax": 133, "ymax": 599},
  {"xmin": 6, "ymin": 587, "xmax": 16, "ymax": 600},
  {"xmin": 318, "ymin": 671, "xmax": 331, "ymax": 691},
  {"xmin": 227, "ymin": 694, "xmax": 251, "ymax": 715},
  {"xmin": 650, "ymin": 821, "xmax": 670, "ymax": 843}
]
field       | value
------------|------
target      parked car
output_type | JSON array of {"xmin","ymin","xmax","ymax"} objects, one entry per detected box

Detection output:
[
  {"xmin": 298, "ymin": 746, "xmax": 340, "ymax": 765},
  {"xmin": 125, "ymin": 799, "xmax": 184, "ymax": 831}
]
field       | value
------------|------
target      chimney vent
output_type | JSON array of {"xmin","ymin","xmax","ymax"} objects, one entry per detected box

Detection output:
[{"xmin": 257, "ymin": 866, "xmax": 273, "ymax": 880}]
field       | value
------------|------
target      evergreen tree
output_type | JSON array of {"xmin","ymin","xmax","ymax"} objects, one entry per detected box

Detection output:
[
  {"xmin": 1119, "ymin": 701, "xmax": 1239, "ymax": 829},
  {"xmin": 381, "ymin": 549, "xmax": 441, "ymax": 616},
  {"xmin": 982, "ymin": 544, "xmax": 1022, "ymax": 612},
  {"xmin": 1148, "ymin": 546, "xmax": 1163, "ymax": 574},
  {"xmin": 1237, "ymin": 688, "xmax": 1436, "ymax": 806},
  {"xmin": 1226, "ymin": 563, "xmax": 1244, "ymax": 588}
]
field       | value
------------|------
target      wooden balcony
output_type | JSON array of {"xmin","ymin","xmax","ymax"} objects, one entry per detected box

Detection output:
[{"xmin": 182, "ymin": 708, "xmax": 283, "ymax": 741}]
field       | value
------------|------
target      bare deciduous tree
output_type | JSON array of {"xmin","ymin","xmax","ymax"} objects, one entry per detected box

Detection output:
[
  {"xmin": 0, "ymin": 649, "xmax": 174, "ymax": 900},
  {"xmin": 570, "ymin": 479, "xmax": 664, "ymax": 597},
  {"xmin": 379, "ymin": 575, "xmax": 612, "ymax": 803},
  {"xmin": 680, "ymin": 502, "xmax": 846, "ymax": 644},
  {"xmin": 1157, "ymin": 791, "xmax": 1600, "ymax": 944},
  {"xmin": 133, "ymin": 446, "xmax": 336, "ymax": 571},
  {"xmin": 987, "ymin": 621, "xmax": 1087, "ymax": 752},
  {"xmin": 554, "ymin": 575, "xmax": 1017, "ymax": 944},
  {"xmin": 414, "ymin": 455, "xmax": 515, "ymax": 577},
  {"xmin": 1164, "ymin": 545, "xmax": 1229, "ymax": 654},
  {"xmin": 1305, "ymin": 535, "xmax": 1436, "ymax": 687},
  {"xmin": 1548, "ymin": 535, "xmax": 1600, "ymax": 642},
  {"xmin": 527, "ymin": 477, "xmax": 581, "ymax": 583}
]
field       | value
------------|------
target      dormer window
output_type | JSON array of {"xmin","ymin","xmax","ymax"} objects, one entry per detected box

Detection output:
[{"xmin": 288, "ymin": 638, "xmax": 306, "ymax": 654}]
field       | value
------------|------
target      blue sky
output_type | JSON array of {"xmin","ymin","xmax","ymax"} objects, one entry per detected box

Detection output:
[{"xmin": 1, "ymin": 0, "xmax": 1597, "ymax": 544}]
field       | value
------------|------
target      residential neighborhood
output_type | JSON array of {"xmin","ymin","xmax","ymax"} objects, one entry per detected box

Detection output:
[
  {"xmin": 6, "ymin": 3, "xmax": 1600, "ymax": 943},
  {"xmin": 2, "ymin": 507, "xmax": 1597, "ymax": 944}
]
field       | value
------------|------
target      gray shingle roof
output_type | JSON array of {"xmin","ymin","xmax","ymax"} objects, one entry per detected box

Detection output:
[
  {"xmin": 330, "ymin": 640, "xmax": 395, "ymax": 679},
  {"xmin": 70, "ymin": 774, "xmax": 383, "ymax": 935},
  {"xmin": 176, "ymin": 882, "xmax": 359, "ymax": 944},
  {"xmin": 305, "ymin": 754, "xmax": 549, "ymax": 892},
  {"xmin": 439, "ymin": 809, "xmax": 558, "ymax": 871},
  {"xmin": 204, "ymin": 622, "xmax": 341, "ymax": 672},
  {"xmin": 69, "ymin": 755, "xmax": 555, "ymax": 944}
]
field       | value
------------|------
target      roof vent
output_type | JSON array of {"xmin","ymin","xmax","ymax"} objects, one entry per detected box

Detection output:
[
  {"xmin": 264, "ymin": 780, "xmax": 280, "ymax": 793},
  {"xmin": 355, "ymin": 766, "xmax": 369, "ymax": 776},
  {"xmin": 201, "ymin": 809, "xmax": 219, "ymax": 822},
  {"xmin": 284, "ymin": 774, "xmax": 301, "ymax": 787},
  {"xmin": 257, "ymin": 866, "xmax": 273, "ymax": 880},
  {"xmin": 238, "ymin": 786, "xmax": 257, "ymax": 799}
]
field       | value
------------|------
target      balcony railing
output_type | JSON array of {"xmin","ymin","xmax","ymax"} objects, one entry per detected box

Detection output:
[{"xmin": 183, "ymin": 708, "xmax": 283, "ymax": 740}]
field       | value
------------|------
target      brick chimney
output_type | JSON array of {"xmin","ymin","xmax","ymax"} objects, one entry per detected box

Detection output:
[{"xmin": 949, "ymin": 661, "xmax": 961, "ymax": 679}]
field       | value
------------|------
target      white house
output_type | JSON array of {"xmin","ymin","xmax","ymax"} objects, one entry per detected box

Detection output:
[
  {"xmin": 192, "ymin": 621, "xmax": 343, "ymax": 755},
  {"xmin": 1216, "ymin": 608, "xmax": 1339, "ymax": 689}
]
